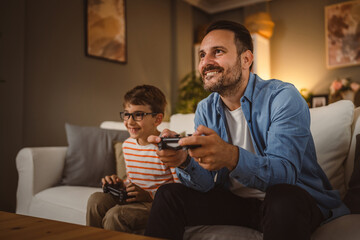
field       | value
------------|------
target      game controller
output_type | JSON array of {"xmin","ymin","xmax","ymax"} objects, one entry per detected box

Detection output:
[
  {"xmin": 158, "ymin": 134, "xmax": 201, "ymax": 151},
  {"xmin": 103, "ymin": 182, "xmax": 129, "ymax": 204}
]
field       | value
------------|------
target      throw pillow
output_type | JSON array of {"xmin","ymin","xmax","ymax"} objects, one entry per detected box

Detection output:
[
  {"xmin": 344, "ymin": 134, "xmax": 360, "ymax": 213},
  {"xmin": 114, "ymin": 141, "xmax": 127, "ymax": 180},
  {"xmin": 309, "ymin": 100, "xmax": 354, "ymax": 198},
  {"xmin": 61, "ymin": 123, "xmax": 129, "ymax": 187}
]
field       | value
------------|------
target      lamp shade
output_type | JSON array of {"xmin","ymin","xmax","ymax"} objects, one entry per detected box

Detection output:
[{"xmin": 245, "ymin": 12, "xmax": 275, "ymax": 39}]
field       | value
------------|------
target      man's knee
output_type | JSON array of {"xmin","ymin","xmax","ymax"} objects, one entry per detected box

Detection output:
[
  {"xmin": 154, "ymin": 183, "xmax": 187, "ymax": 201},
  {"xmin": 263, "ymin": 184, "xmax": 312, "ymax": 217}
]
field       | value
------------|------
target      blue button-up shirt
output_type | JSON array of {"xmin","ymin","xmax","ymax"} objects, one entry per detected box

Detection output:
[{"xmin": 176, "ymin": 73, "xmax": 349, "ymax": 222}]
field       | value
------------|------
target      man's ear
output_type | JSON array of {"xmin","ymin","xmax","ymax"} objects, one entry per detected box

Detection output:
[
  {"xmin": 154, "ymin": 113, "xmax": 164, "ymax": 126},
  {"xmin": 241, "ymin": 50, "xmax": 254, "ymax": 70}
]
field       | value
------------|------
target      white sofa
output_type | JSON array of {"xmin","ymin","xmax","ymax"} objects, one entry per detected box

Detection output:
[{"xmin": 16, "ymin": 100, "xmax": 360, "ymax": 239}]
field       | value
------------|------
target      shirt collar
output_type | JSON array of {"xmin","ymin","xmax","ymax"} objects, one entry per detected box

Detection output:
[
  {"xmin": 214, "ymin": 72, "xmax": 256, "ymax": 114},
  {"xmin": 242, "ymin": 72, "xmax": 256, "ymax": 104}
]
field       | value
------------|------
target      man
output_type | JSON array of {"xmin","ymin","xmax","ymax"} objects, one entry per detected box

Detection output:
[{"xmin": 145, "ymin": 21, "xmax": 349, "ymax": 240}]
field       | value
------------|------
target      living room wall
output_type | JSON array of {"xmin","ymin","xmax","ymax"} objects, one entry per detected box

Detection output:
[{"xmin": 269, "ymin": 0, "xmax": 360, "ymax": 94}]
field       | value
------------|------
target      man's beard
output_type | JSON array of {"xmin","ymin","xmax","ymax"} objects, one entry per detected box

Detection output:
[{"xmin": 202, "ymin": 58, "xmax": 242, "ymax": 97}]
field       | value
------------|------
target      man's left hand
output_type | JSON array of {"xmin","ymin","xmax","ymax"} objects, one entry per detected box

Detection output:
[{"xmin": 179, "ymin": 125, "xmax": 239, "ymax": 171}]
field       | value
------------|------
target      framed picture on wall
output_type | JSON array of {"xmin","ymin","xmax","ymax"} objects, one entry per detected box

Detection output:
[
  {"xmin": 85, "ymin": 0, "xmax": 127, "ymax": 63},
  {"xmin": 325, "ymin": 0, "xmax": 360, "ymax": 69},
  {"xmin": 311, "ymin": 95, "xmax": 328, "ymax": 108}
]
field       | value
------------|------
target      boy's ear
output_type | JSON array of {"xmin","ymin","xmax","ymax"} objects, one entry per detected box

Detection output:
[{"xmin": 154, "ymin": 113, "xmax": 164, "ymax": 126}]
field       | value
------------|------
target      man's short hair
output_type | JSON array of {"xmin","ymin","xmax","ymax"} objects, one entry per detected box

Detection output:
[
  {"xmin": 123, "ymin": 85, "xmax": 167, "ymax": 114},
  {"xmin": 205, "ymin": 20, "xmax": 253, "ymax": 57}
]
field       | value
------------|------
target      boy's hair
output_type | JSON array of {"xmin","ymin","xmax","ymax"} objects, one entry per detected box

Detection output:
[{"xmin": 123, "ymin": 85, "xmax": 167, "ymax": 114}]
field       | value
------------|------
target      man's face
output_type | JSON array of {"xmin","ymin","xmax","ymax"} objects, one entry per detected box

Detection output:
[{"xmin": 198, "ymin": 30, "xmax": 242, "ymax": 94}]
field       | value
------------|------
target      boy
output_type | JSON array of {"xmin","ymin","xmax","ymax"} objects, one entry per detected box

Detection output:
[{"xmin": 86, "ymin": 85, "xmax": 178, "ymax": 234}]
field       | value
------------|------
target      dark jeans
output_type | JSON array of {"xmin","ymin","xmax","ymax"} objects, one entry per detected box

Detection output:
[{"xmin": 145, "ymin": 183, "xmax": 324, "ymax": 240}]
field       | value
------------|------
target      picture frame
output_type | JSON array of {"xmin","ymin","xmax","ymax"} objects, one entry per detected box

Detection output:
[
  {"xmin": 311, "ymin": 95, "xmax": 328, "ymax": 108},
  {"xmin": 85, "ymin": 0, "xmax": 127, "ymax": 63},
  {"xmin": 325, "ymin": 0, "xmax": 360, "ymax": 69}
]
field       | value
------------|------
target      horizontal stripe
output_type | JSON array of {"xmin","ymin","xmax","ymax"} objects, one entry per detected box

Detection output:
[
  {"xmin": 124, "ymin": 152, "xmax": 159, "ymax": 158},
  {"xmin": 126, "ymin": 165, "xmax": 170, "ymax": 172},
  {"xmin": 129, "ymin": 177, "xmax": 174, "ymax": 182},
  {"xmin": 127, "ymin": 171, "xmax": 173, "ymax": 177},
  {"xmin": 124, "ymin": 140, "xmax": 136, "ymax": 145},
  {"xmin": 125, "ymin": 158, "xmax": 165, "ymax": 165},
  {"xmin": 123, "ymin": 146, "xmax": 157, "ymax": 152}
]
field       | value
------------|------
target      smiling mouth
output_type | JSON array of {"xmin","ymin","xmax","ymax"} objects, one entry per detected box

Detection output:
[
  {"xmin": 203, "ymin": 70, "xmax": 221, "ymax": 80},
  {"xmin": 128, "ymin": 128, "xmax": 140, "ymax": 134}
]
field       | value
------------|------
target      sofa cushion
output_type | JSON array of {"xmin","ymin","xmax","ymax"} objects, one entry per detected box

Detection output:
[
  {"xmin": 170, "ymin": 113, "xmax": 196, "ymax": 135},
  {"xmin": 309, "ymin": 100, "xmax": 354, "ymax": 198},
  {"xmin": 184, "ymin": 225, "xmax": 262, "ymax": 240},
  {"xmin": 114, "ymin": 141, "xmax": 127, "ymax": 180},
  {"xmin": 311, "ymin": 214, "xmax": 360, "ymax": 240},
  {"xmin": 61, "ymin": 123, "xmax": 129, "ymax": 187},
  {"xmin": 29, "ymin": 186, "xmax": 101, "ymax": 225}
]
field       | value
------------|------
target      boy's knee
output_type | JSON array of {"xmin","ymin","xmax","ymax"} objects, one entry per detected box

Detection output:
[{"xmin": 87, "ymin": 192, "xmax": 107, "ymax": 207}]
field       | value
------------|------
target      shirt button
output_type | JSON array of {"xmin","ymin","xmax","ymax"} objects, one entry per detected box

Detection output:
[{"xmin": 241, "ymin": 99, "xmax": 245, "ymax": 102}]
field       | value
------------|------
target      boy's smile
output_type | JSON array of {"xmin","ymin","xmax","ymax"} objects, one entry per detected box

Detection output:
[{"xmin": 123, "ymin": 104, "xmax": 161, "ymax": 146}]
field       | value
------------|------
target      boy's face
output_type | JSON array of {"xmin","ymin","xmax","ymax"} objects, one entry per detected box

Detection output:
[{"xmin": 123, "ymin": 103, "xmax": 161, "ymax": 145}]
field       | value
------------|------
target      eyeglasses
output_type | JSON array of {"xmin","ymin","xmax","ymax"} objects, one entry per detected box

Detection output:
[{"xmin": 119, "ymin": 112, "xmax": 158, "ymax": 121}]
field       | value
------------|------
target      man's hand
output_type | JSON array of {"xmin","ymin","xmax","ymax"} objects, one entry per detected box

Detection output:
[
  {"xmin": 101, "ymin": 174, "xmax": 123, "ymax": 188},
  {"xmin": 125, "ymin": 182, "xmax": 153, "ymax": 203},
  {"xmin": 179, "ymin": 125, "xmax": 239, "ymax": 171},
  {"xmin": 147, "ymin": 129, "xmax": 188, "ymax": 167}
]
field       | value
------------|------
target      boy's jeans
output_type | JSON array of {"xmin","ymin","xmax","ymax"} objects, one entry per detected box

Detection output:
[{"xmin": 86, "ymin": 192, "xmax": 152, "ymax": 234}]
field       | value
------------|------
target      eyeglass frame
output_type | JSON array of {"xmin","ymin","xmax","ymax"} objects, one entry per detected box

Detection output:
[{"xmin": 119, "ymin": 111, "xmax": 159, "ymax": 121}]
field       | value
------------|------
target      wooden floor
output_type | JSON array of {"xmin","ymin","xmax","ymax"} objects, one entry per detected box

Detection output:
[{"xmin": 0, "ymin": 211, "xmax": 164, "ymax": 240}]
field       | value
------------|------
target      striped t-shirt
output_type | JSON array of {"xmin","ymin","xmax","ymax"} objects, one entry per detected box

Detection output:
[{"xmin": 122, "ymin": 138, "xmax": 179, "ymax": 198}]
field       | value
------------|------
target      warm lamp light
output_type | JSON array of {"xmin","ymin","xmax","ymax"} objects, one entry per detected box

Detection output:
[{"xmin": 245, "ymin": 12, "xmax": 275, "ymax": 39}]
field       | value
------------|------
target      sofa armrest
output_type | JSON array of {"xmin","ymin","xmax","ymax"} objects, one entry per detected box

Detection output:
[{"xmin": 16, "ymin": 147, "xmax": 67, "ymax": 214}]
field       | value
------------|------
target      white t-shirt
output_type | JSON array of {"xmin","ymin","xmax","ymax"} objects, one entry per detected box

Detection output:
[{"xmin": 225, "ymin": 107, "xmax": 265, "ymax": 200}]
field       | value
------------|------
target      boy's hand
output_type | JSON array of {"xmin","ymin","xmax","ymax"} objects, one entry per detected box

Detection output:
[
  {"xmin": 147, "ymin": 129, "xmax": 188, "ymax": 167},
  {"xmin": 125, "ymin": 182, "xmax": 153, "ymax": 203},
  {"xmin": 101, "ymin": 174, "xmax": 123, "ymax": 188}
]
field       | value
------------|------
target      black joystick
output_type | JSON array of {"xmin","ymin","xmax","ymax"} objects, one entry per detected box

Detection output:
[
  {"xmin": 158, "ymin": 134, "xmax": 201, "ymax": 151},
  {"xmin": 103, "ymin": 182, "xmax": 129, "ymax": 204}
]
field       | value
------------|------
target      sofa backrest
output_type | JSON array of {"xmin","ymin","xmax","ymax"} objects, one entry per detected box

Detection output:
[
  {"xmin": 100, "ymin": 121, "xmax": 170, "ymax": 132},
  {"xmin": 309, "ymin": 100, "xmax": 355, "ymax": 198}
]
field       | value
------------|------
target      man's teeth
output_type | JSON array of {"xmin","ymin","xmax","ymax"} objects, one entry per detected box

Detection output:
[{"xmin": 206, "ymin": 71, "xmax": 218, "ymax": 76}]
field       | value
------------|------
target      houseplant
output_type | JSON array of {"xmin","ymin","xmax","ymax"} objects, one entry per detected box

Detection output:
[{"xmin": 175, "ymin": 71, "xmax": 210, "ymax": 113}]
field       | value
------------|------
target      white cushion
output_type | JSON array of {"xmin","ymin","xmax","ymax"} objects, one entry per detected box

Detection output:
[
  {"xmin": 309, "ymin": 100, "xmax": 354, "ymax": 198},
  {"xmin": 100, "ymin": 121, "xmax": 170, "ymax": 132},
  {"xmin": 184, "ymin": 225, "xmax": 262, "ymax": 240},
  {"xmin": 29, "ymin": 186, "xmax": 101, "ymax": 225},
  {"xmin": 311, "ymin": 214, "xmax": 360, "ymax": 240},
  {"xmin": 170, "ymin": 113, "xmax": 196, "ymax": 135}
]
